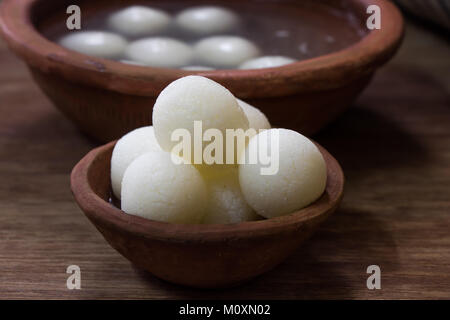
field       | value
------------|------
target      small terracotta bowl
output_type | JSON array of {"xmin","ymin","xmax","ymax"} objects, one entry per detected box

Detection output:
[
  {"xmin": 0, "ymin": 0, "xmax": 403, "ymax": 142},
  {"xmin": 70, "ymin": 141, "xmax": 344, "ymax": 288}
]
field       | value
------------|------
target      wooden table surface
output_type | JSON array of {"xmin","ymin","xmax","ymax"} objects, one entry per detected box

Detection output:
[{"xmin": 0, "ymin": 21, "xmax": 449, "ymax": 300}]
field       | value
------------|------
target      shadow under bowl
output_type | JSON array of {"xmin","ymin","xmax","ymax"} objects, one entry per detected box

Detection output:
[
  {"xmin": 70, "ymin": 141, "xmax": 344, "ymax": 288},
  {"xmin": 0, "ymin": 0, "xmax": 403, "ymax": 142}
]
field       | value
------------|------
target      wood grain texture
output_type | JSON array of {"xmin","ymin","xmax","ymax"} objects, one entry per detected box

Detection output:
[{"xmin": 0, "ymin": 21, "xmax": 449, "ymax": 299}]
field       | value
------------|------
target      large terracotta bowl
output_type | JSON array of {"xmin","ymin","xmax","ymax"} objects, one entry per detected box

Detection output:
[
  {"xmin": 0, "ymin": 0, "xmax": 403, "ymax": 142},
  {"xmin": 70, "ymin": 141, "xmax": 344, "ymax": 288}
]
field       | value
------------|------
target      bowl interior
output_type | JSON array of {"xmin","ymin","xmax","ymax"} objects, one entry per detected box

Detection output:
[
  {"xmin": 36, "ymin": 0, "xmax": 369, "ymax": 67},
  {"xmin": 0, "ymin": 0, "xmax": 404, "ymax": 98},
  {"xmin": 71, "ymin": 140, "xmax": 344, "ymax": 241}
]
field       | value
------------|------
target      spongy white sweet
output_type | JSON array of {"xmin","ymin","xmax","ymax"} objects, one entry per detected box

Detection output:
[
  {"xmin": 107, "ymin": 6, "xmax": 171, "ymax": 37},
  {"xmin": 152, "ymin": 76, "xmax": 249, "ymax": 164},
  {"xmin": 181, "ymin": 65, "xmax": 215, "ymax": 71},
  {"xmin": 111, "ymin": 126, "xmax": 162, "ymax": 199},
  {"xmin": 175, "ymin": 6, "xmax": 239, "ymax": 35},
  {"xmin": 237, "ymin": 99, "xmax": 271, "ymax": 132},
  {"xmin": 239, "ymin": 129, "xmax": 327, "ymax": 218},
  {"xmin": 120, "ymin": 59, "xmax": 146, "ymax": 66},
  {"xmin": 201, "ymin": 167, "xmax": 257, "ymax": 224},
  {"xmin": 125, "ymin": 37, "xmax": 193, "ymax": 67},
  {"xmin": 111, "ymin": 126, "xmax": 161, "ymax": 199},
  {"xmin": 194, "ymin": 36, "xmax": 260, "ymax": 68},
  {"xmin": 59, "ymin": 31, "xmax": 127, "ymax": 59},
  {"xmin": 121, "ymin": 152, "xmax": 208, "ymax": 224},
  {"xmin": 239, "ymin": 56, "xmax": 296, "ymax": 69}
]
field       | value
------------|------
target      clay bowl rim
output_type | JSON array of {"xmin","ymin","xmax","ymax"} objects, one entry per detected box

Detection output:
[
  {"xmin": 70, "ymin": 140, "xmax": 344, "ymax": 243},
  {"xmin": 0, "ymin": 0, "xmax": 404, "ymax": 97}
]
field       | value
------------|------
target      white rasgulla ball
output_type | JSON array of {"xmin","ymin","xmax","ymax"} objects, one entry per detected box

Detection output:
[
  {"xmin": 59, "ymin": 31, "xmax": 127, "ymax": 59},
  {"xmin": 120, "ymin": 59, "xmax": 146, "ymax": 66},
  {"xmin": 121, "ymin": 151, "xmax": 208, "ymax": 224},
  {"xmin": 175, "ymin": 6, "xmax": 238, "ymax": 35},
  {"xmin": 239, "ymin": 56, "xmax": 296, "ymax": 69},
  {"xmin": 194, "ymin": 36, "xmax": 260, "ymax": 68},
  {"xmin": 125, "ymin": 38, "xmax": 193, "ymax": 68},
  {"xmin": 202, "ymin": 167, "xmax": 258, "ymax": 224},
  {"xmin": 237, "ymin": 99, "xmax": 271, "ymax": 132},
  {"xmin": 111, "ymin": 126, "xmax": 161, "ymax": 199},
  {"xmin": 152, "ymin": 76, "xmax": 249, "ymax": 164},
  {"xmin": 107, "ymin": 6, "xmax": 171, "ymax": 37},
  {"xmin": 239, "ymin": 128, "xmax": 327, "ymax": 218},
  {"xmin": 181, "ymin": 65, "xmax": 215, "ymax": 71}
]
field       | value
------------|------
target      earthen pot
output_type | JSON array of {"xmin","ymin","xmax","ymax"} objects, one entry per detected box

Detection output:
[
  {"xmin": 0, "ymin": 0, "xmax": 403, "ymax": 142},
  {"xmin": 70, "ymin": 141, "xmax": 344, "ymax": 288}
]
